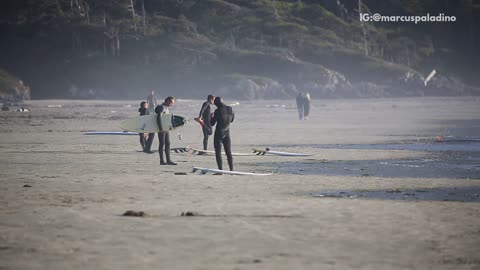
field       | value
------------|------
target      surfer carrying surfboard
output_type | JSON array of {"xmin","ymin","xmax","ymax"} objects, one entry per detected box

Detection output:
[
  {"xmin": 154, "ymin": 96, "xmax": 177, "ymax": 165},
  {"xmin": 138, "ymin": 101, "xmax": 148, "ymax": 151},
  {"xmin": 211, "ymin": 97, "xmax": 235, "ymax": 171},
  {"xmin": 195, "ymin": 94, "xmax": 215, "ymax": 150},
  {"xmin": 138, "ymin": 101, "xmax": 155, "ymax": 153}
]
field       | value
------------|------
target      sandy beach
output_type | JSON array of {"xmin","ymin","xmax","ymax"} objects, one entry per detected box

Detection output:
[{"xmin": 1, "ymin": 97, "xmax": 479, "ymax": 269}]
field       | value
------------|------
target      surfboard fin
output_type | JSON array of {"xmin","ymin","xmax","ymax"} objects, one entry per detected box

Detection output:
[
  {"xmin": 252, "ymin": 149, "xmax": 267, "ymax": 155},
  {"xmin": 172, "ymin": 147, "xmax": 190, "ymax": 153}
]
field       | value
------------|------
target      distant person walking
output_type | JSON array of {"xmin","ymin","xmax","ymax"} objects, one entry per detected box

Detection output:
[
  {"xmin": 303, "ymin": 92, "xmax": 311, "ymax": 120},
  {"xmin": 211, "ymin": 97, "xmax": 235, "ymax": 171},
  {"xmin": 155, "ymin": 96, "xmax": 176, "ymax": 165},
  {"xmin": 196, "ymin": 94, "xmax": 215, "ymax": 150},
  {"xmin": 146, "ymin": 90, "xmax": 157, "ymax": 114},
  {"xmin": 296, "ymin": 92, "xmax": 304, "ymax": 120}
]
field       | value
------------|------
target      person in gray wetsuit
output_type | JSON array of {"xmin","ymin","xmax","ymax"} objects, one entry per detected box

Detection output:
[{"xmin": 146, "ymin": 90, "xmax": 157, "ymax": 114}]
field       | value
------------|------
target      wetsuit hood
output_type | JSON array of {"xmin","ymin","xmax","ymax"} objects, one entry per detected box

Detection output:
[{"xmin": 214, "ymin": 96, "xmax": 224, "ymax": 107}]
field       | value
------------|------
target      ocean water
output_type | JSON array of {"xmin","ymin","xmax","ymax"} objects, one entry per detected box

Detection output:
[
  {"xmin": 255, "ymin": 141, "xmax": 480, "ymax": 179},
  {"xmin": 308, "ymin": 186, "xmax": 480, "ymax": 202}
]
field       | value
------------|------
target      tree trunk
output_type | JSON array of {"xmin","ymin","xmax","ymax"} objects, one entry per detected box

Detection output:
[
  {"xmin": 273, "ymin": 0, "xmax": 280, "ymax": 19},
  {"xmin": 130, "ymin": 0, "xmax": 137, "ymax": 32},
  {"xmin": 103, "ymin": 9, "xmax": 106, "ymax": 26},
  {"xmin": 359, "ymin": 0, "xmax": 369, "ymax": 56},
  {"xmin": 142, "ymin": 0, "xmax": 147, "ymax": 35},
  {"xmin": 85, "ymin": 2, "xmax": 90, "ymax": 24},
  {"xmin": 115, "ymin": 29, "xmax": 120, "ymax": 56}
]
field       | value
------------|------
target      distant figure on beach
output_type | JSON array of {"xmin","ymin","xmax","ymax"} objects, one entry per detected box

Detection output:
[
  {"xmin": 155, "ymin": 96, "xmax": 176, "ymax": 165},
  {"xmin": 303, "ymin": 92, "xmax": 311, "ymax": 120},
  {"xmin": 211, "ymin": 97, "xmax": 235, "ymax": 171},
  {"xmin": 146, "ymin": 90, "xmax": 157, "ymax": 114},
  {"xmin": 296, "ymin": 92, "xmax": 312, "ymax": 120},
  {"xmin": 138, "ymin": 101, "xmax": 155, "ymax": 153},
  {"xmin": 196, "ymin": 94, "xmax": 215, "ymax": 150},
  {"xmin": 296, "ymin": 92, "xmax": 304, "ymax": 120}
]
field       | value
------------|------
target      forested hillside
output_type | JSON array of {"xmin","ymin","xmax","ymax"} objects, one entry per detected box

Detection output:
[{"xmin": 1, "ymin": 0, "xmax": 479, "ymax": 99}]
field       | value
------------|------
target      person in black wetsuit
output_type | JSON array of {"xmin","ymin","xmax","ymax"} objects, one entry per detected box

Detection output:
[
  {"xmin": 211, "ymin": 97, "xmax": 234, "ymax": 171},
  {"xmin": 198, "ymin": 94, "xmax": 215, "ymax": 150},
  {"xmin": 155, "ymin": 96, "xmax": 176, "ymax": 165},
  {"xmin": 138, "ymin": 101, "xmax": 148, "ymax": 151},
  {"xmin": 139, "ymin": 101, "xmax": 155, "ymax": 153}
]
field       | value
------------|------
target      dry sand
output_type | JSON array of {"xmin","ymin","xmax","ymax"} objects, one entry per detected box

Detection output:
[{"xmin": 0, "ymin": 97, "xmax": 479, "ymax": 269}]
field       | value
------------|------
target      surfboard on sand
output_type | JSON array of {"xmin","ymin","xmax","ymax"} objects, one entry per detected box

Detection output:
[
  {"xmin": 191, "ymin": 149, "xmax": 254, "ymax": 156},
  {"xmin": 120, "ymin": 114, "xmax": 187, "ymax": 133},
  {"xmin": 192, "ymin": 166, "xmax": 272, "ymax": 176},
  {"xmin": 83, "ymin": 131, "xmax": 138, "ymax": 135},
  {"xmin": 252, "ymin": 148, "xmax": 313, "ymax": 156}
]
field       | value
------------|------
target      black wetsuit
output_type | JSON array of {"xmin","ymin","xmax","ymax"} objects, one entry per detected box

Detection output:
[
  {"xmin": 155, "ymin": 103, "xmax": 174, "ymax": 164},
  {"xmin": 211, "ymin": 103, "xmax": 234, "ymax": 171},
  {"xmin": 198, "ymin": 101, "xmax": 213, "ymax": 150},
  {"xmin": 139, "ymin": 107, "xmax": 155, "ymax": 152},
  {"xmin": 138, "ymin": 107, "xmax": 148, "ymax": 150}
]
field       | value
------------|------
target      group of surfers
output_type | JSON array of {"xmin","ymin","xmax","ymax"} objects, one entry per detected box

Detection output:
[{"xmin": 138, "ymin": 92, "xmax": 235, "ymax": 171}]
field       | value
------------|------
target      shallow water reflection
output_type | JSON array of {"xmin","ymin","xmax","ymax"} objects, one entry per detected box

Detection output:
[
  {"xmin": 259, "ymin": 140, "xmax": 480, "ymax": 179},
  {"xmin": 308, "ymin": 186, "xmax": 480, "ymax": 202}
]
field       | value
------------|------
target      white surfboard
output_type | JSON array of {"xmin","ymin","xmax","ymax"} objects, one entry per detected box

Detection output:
[
  {"xmin": 192, "ymin": 167, "xmax": 272, "ymax": 176},
  {"xmin": 252, "ymin": 148, "xmax": 313, "ymax": 156},
  {"xmin": 83, "ymin": 131, "xmax": 138, "ymax": 135},
  {"xmin": 120, "ymin": 113, "xmax": 187, "ymax": 133},
  {"xmin": 191, "ymin": 149, "xmax": 254, "ymax": 156}
]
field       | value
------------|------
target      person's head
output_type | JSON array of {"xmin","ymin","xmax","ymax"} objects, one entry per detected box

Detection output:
[
  {"xmin": 214, "ymin": 96, "xmax": 223, "ymax": 107},
  {"xmin": 140, "ymin": 101, "xmax": 147, "ymax": 108},
  {"xmin": 165, "ymin": 96, "xmax": 175, "ymax": 107},
  {"xmin": 207, "ymin": 94, "xmax": 215, "ymax": 104},
  {"xmin": 151, "ymin": 90, "xmax": 155, "ymax": 95}
]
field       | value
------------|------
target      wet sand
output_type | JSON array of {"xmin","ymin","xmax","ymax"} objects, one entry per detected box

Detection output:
[{"xmin": 1, "ymin": 97, "xmax": 479, "ymax": 269}]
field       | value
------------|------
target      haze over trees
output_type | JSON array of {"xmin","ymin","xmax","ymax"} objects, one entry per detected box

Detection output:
[{"xmin": 1, "ymin": 0, "xmax": 479, "ymax": 99}]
